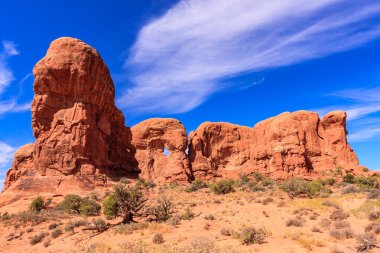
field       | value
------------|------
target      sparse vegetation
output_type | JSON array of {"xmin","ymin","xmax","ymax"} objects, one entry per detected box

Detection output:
[
  {"xmin": 152, "ymin": 233, "xmax": 164, "ymax": 244},
  {"xmin": 182, "ymin": 207, "xmax": 195, "ymax": 220},
  {"xmin": 149, "ymin": 196, "xmax": 175, "ymax": 222},
  {"xmin": 240, "ymin": 227, "xmax": 268, "ymax": 245},
  {"xmin": 102, "ymin": 184, "xmax": 148, "ymax": 223},
  {"xmin": 30, "ymin": 232, "xmax": 47, "ymax": 245},
  {"xmin": 79, "ymin": 198, "xmax": 101, "ymax": 216},
  {"xmin": 280, "ymin": 179, "xmax": 329, "ymax": 197},
  {"xmin": 329, "ymin": 228, "xmax": 354, "ymax": 239},
  {"xmin": 30, "ymin": 196, "xmax": 51, "ymax": 212},
  {"xmin": 210, "ymin": 179, "xmax": 235, "ymax": 194},
  {"xmin": 51, "ymin": 228, "xmax": 62, "ymax": 238},
  {"xmin": 186, "ymin": 179, "xmax": 208, "ymax": 192},
  {"xmin": 356, "ymin": 233, "xmax": 379, "ymax": 252},
  {"xmin": 286, "ymin": 217, "xmax": 304, "ymax": 227}
]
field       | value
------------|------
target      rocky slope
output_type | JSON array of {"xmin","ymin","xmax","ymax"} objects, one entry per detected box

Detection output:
[{"xmin": 1, "ymin": 37, "xmax": 361, "ymax": 203}]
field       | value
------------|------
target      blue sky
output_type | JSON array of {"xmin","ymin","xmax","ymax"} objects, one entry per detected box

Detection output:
[{"xmin": 1, "ymin": 0, "xmax": 380, "ymax": 189}]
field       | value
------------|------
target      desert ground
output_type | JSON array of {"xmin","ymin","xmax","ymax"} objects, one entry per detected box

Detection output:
[{"xmin": 1, "ymin": 172, "xmax": 380, "ymax": 253}]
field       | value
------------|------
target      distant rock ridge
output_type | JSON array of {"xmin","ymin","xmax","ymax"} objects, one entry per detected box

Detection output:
[{"xmin": 1, "ymin": 37, "xmax": 362, "ymax": 203}]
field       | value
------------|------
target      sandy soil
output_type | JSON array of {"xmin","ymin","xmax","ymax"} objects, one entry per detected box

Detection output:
[{"xmin": 0, "ymin": 184, "xmax": 379, "ymax": 253}]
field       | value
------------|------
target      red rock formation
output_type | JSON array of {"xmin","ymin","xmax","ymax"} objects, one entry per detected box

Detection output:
[
  {"xmin": 131, "ymin": 118, "xmax": 191, "ymax": 183},
  {"xmin": 3, "ymin": 37, "xmax": 138, "ymax": 195},
  {"xmin": 188, "ymin": 110, "xmax": 359, "ymax": 180},
  {"xmin": 1, "ymin": 37, "xmax": 362, "ymax": 204}
]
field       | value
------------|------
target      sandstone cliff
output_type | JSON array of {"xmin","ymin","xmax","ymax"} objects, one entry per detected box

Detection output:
[
  {"xmin": 4, "ymin": 37, "xmax": 138, "ymax": 197},
  {"xmin": 1, "ymin": 37, "xmax": 362, "ymax": 203},
  {"xmin": 188, "ymin": 110, "xmax": 359, "ymax": 180}
]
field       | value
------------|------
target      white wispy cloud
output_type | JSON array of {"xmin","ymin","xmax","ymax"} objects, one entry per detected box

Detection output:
[
  {"xmin": 0, "ymin": 41, "xmax": 19, "ymax": 95},
  {"xmin": 0, "ymin": 100, "xmax": 31, "ymax": 115},
  {"xmin": 0, "ymin": 141, "xmax": 16, "ymax": 167},
  {"xmin": 316, "ymin": 86, "xmax": 380, "ymax": 142},
  {"xmin": 119, "ymin": 0, "xmax": 380, "ymax": 114}
]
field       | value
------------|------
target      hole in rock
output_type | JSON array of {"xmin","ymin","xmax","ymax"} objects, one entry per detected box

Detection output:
[{"xmin": 163, "ymin": 147, "xmax": 170, "ymax": 157}]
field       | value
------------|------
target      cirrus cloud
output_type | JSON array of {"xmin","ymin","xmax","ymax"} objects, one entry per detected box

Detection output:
[{"xmin": 119, "ymin": 0, "xmax": 380, "ymax": 114}]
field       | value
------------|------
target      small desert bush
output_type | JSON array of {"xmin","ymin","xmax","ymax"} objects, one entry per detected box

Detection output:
[
  {"xmin": 280, "ymin": 179, "xmax": 328, "ymax": 197},
  {"xmin": 152, "ymin": 233, "xmax": 164, "ymax": 244},
  {"xmin": 43, "ymin": 238, "xmax": 51, "ymax": 248},
  {"xmin": 322, "ymin": 201, "xmax": 341, "ymax": 209},
  {"xmin": 334, "ymin": 220, "xmax": 350, "ymax": 229},
  {"xmin": 367, "ymin": 189, "xmax": 380, "ymax": 200},
  {"xmin": 368, "ymin": 211, "xmax": 380, "ymax": 221},
  {"xmin": 102, "ymin": 193, "xmax": 118, "ymax": 219},
  {"xmin": 286, "ymin": 217, "xmax": 304, "ymax": 227},
  {"xmin": 79, "ymin": 198, "xmax": 101, "ymax": 216},
  {"xmin": 57, "ymin": 195, "xmax": 100, "ymax": 216},
  {"xmin": 220, "ymin": 228, "xmax": 232, "ymax": 236},
  {"xmin": 51, "ymin": 228, "xmax": 62, "ymax": 238},
  {"xmin": 204, "ymin": 213, "xmax": 215, "ymax": 220},
  {"xmin": 182, "ymin": 207, "xmax": 195, "ymax": 220},
  {"xmin": 261, "ymin": 197, "xmax": 274, "ymax": 205},
  {"xmin": 186, "ymin": 179, "xmax": 208, "ymax": 192},
  {"xmin": 330, "ymin": 210, "xmax": 349, "ymax": 220},
  {"xmin": 30, "ymin": 196, "xmax": 51, "ymax": 212},
  {"xmin": 30, "ymin": 232, "xmax": 47, "ymax": 245},
  {"xmin": 329, "ymin": 228, "xmax": 354, "ymax": 239},
  {"xmin": 341, "ymin": 184, "xmax": 359, "ymax": 194},
  {"xmin": 57, "ymin": 194, "xmax": 82, "ymax": 214},
  {"xmin": 240, "ymin": 227, "xmax": 269, "ymax": 245},
  {"xmin": 48, "ymin": 222, "xmax": 59, "ymax": 230},
  {"xmin": 355, "ymin": 176, "xmax": 379, "ymax": 189},
  {"xmin": 93, "ymin": 218, "xmax": 108, "ymax": 232},
  {"xmin": 365, "ymin": 222, "xmax": 380, "ymax": 234},
  {"xmin": 343, "ymin": 173, "xmax": 355, "ymax": 184},
  {"xmin": 322, "ymin": 178, "xmax": 337, "ymax": 186},
  {"xmin": 356, "ymin": 233, "xmax": 378, "ymax": 252},
  {"xmin": 210, "ymin": 179, "xmax": 235, "ymax": 194},
  {"xmin": 136, "ymin": 178, "xmax": 156, "ymax": 189},
  {"xmin": 363, "ymin": 167, "xmax": 369, "ymax": 172},
  {"xmin": 113, "ymin": 222, "xmax": 149, "ymax": 235},
  {"xmin": 150, "ymin": 196, "xmax": 175, "ymax": 222},
  {"xmin": 167, "ymin": 214, "xmax": 181, "ymax": 227}
]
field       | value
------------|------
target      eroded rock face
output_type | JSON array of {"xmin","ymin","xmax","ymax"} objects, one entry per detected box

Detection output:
[
  {"xmin": 2, "ymin": 37, "xmax": 362, "ymax": 203},
  {"xmin": 4, "ymin": 37, "xmax": 138, "ymax": 193},
  {"xmin": 131, "ymin": 118, "xmax": 191, "ymax": 183},
  {"xmin": 188, "ymin": 110, "xmax": 359, "ymax": 180}
]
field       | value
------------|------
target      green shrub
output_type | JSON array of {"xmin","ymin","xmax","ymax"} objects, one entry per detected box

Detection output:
[
  {"xmin": 322, "ymin": 178, "xmax": 336, "ymax": 186},
  {"xmin": 363, "ymin": 167, "xmax": 369, "ymax": 172},
  {"xmin": 136, "ymin": 178, "xmax": 156, "ymax": 189},
  {"xmin": 186, "ymin": 179, "xmax": 208, "ymax": 192},
  {"xmin": 57, "ymin": 195, "xmax": 82, "ymax": 214},
  {"xmin": 102, "ymin": 193, "xmax": 119, "ymax": 219},
  {"xmin": 30, "ymin": 196, "xmax": 50, "ymax": 212},
  {"xmin": 280, "ymin": 179, "xmax": 327, "ymax": 197},
  {"xmin": 79, "ymin": 198, "xmax": 101, "ymax": 216},
  {"xmin": 253, "ymin": 172, "xmax": 264, "ymax": 181},
  {"xmin": 343, "ymin": 173, "xmax": 355, "ymax": 184},
  {"xmin": 210, "ymin": 179, "xmax": 235, "ymax": 194},
  {"xmin": 355, "ymin": 176, "xmax": 379, "ymax": 189}
]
